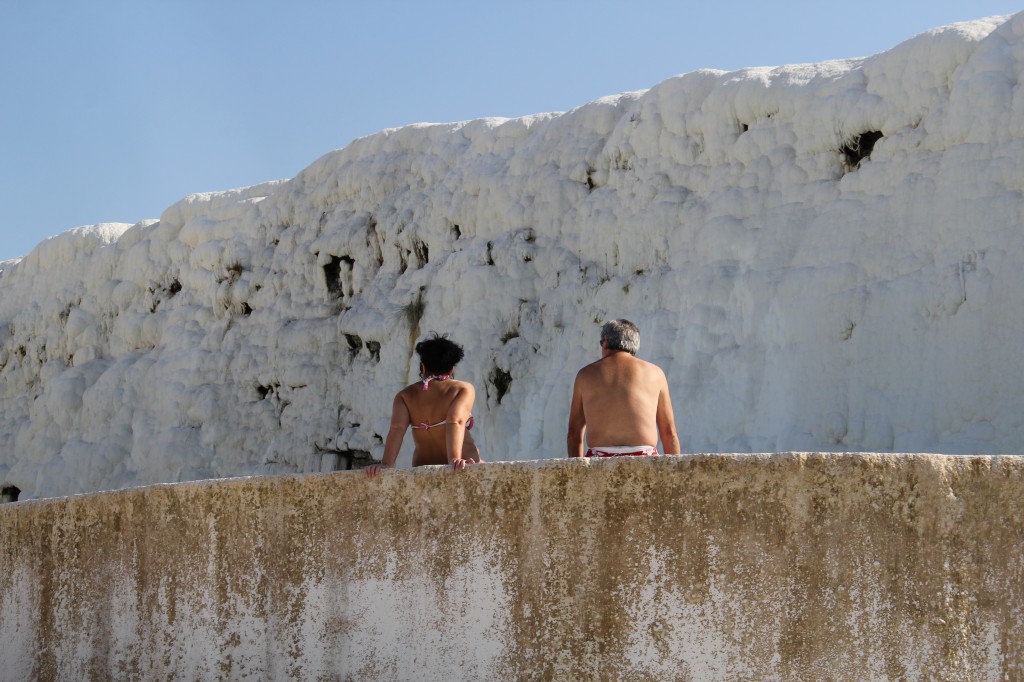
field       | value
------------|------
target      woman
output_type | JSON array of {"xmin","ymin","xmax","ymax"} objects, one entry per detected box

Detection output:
[{"xmin": 365, "ymin": 334, "xmax": 482, "ymax": 476}]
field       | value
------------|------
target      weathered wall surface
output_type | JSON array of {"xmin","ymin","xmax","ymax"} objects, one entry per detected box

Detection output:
[{"xmin": 2, "ymin": 453, "xmax": 1022, "ymax": 681}]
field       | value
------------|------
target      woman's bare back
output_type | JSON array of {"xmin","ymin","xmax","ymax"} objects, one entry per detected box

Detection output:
[{"xmin": 399, "ymin": 379, "xmax": 480, "ymax": 466}]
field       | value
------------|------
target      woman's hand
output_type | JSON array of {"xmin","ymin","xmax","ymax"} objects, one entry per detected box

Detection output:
[
  {"xmin": 450, "ymin": 458, "xmax": 475, "ymax": 473},
  {"xmin": 364, "ymin": 463, "xmax": 393, "ymax": 478}
]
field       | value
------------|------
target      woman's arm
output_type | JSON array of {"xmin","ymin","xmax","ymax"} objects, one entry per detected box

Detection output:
[
  {"xmin": 462, "ymin": 429, "xmax": 482, "ymax": 463},
  {"xmin": 445, "ymin": 383, "xmax": 475, "ymax": 471},
  {"xmin": 365, "ymin": 392, "xmax": 411, "ymax": 478}
]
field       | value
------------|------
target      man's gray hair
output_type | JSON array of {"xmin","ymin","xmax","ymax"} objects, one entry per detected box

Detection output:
[{"xmin": 601, "ymin": 319, "xmax": 640, "ymax": 355}]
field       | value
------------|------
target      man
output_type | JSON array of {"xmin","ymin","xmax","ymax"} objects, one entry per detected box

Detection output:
[{"xmin": 567, "ymin": 319, "xmax": 681, "ymax": 457}]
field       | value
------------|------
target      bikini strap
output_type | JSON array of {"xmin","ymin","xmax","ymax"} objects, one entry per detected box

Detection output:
[
  {"xmin": 412, "ymin": 415, "xmax": 473, "ymax": 430},
  {"xmin": 421, "ymin": 373, "xmax": 452, "ymax": 390}
]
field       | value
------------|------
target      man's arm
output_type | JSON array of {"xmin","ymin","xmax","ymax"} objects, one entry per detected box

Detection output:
[
  {"xmin": 366, "ymin": 393, "xmax": 411, "ymax": 477},
  {"xmin": 566, "ymin": 374, "xmax": 587, "ymax": 457},
  {"xmin": 446, "ymin": 383, "xmax": 475, "ymax": 471},
  {"xmin": 655, "ymin": 371, "xmax": 681, "ymax": 454}
]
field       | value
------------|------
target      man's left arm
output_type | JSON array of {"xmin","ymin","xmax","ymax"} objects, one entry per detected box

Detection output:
[
  {"xmin": 566, "ymin": 374, "xmax": 587, "ymax": 457},
  {"xmin": 656, "ymin": 371, "xmax": 681, "ymax": 454}
]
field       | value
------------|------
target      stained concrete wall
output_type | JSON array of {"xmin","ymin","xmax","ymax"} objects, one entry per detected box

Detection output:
[{"xmin": 1, "ymin": 453, "xmax": 1022, "ymax": 681}]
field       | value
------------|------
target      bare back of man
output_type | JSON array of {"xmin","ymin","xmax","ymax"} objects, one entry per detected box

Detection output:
[{"xmin": 567, "ymin": 319, "xmax": 680, "ymax": 457}]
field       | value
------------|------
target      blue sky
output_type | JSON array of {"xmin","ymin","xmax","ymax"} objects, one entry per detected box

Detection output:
[{"xmin": 1, "ymin": 1, "xmax": 1020, "ymax": 262}]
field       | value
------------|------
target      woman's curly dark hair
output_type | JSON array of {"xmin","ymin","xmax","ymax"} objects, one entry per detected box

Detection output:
[{"xmin": 415, "ymin": 333, "xmax": 465, "ymax": 374}]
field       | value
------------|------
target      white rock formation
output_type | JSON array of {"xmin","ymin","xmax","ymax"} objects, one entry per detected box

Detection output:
[{"xmin": 1, "ymin": 13, "xmax": 1022, "ymax": 499}]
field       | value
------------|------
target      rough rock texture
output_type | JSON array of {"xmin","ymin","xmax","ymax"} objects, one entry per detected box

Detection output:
[
  {"xmin": 2, "ymin": 14, "xmax": 1024, "ymax": 499},
  {"xmin": 1, "ymin": 453, "xmax": 1022, "ymax": 680}
]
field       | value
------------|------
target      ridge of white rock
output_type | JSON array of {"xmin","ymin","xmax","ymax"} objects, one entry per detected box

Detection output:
[{"xmin": 1, "ymin": 13, "xmax": 1023, "ymax": 499}]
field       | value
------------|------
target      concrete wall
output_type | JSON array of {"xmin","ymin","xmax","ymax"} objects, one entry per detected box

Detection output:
[{"xmin": 1, "ymin": 453, "xmax": 1022, "ymax": 680}]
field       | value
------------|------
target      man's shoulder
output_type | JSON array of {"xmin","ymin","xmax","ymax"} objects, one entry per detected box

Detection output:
[
  {"xmin": 575, "ymin": 358, "xmax": 606, "ymax": 379},
  {"xmin": 635, "ymin": 356, "xmax": 667, "ymax": 373},
  {"xmin": 638, "ymin": 358, "xmax": 669, "ymax": 384},
  {"xmin": 622, "ymin": 355, "xmax": 670, "ymax": 386}
]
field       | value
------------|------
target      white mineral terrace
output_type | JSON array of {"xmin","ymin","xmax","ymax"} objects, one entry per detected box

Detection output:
[
  {"xmin": 1, "ymin": 454, "xmax": 1022, "ymax": 680},
  {"xmin": 2, "ymin": 13, "xmax": 1024, "ymax": 501}
]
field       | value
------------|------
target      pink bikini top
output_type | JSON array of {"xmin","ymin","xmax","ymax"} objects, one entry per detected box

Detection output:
[
  {"xmin": 412, "ymin": 416, "xmax": 474, "ymax": 431},
  {"xmin": 413, "ymin": 373, "xmax": 473, "ymax": 430}
]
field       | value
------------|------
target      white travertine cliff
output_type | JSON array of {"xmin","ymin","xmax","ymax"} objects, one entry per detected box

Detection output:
[{"xmin": 1, "ymin": 13, "xmax": 1024, "ymax": 498}]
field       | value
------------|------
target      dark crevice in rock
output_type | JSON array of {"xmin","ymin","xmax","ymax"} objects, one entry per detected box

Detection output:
[
  {"xmin": 316, "ymin": 446, "xmax": 375, "ymax": 471},
  {"xmin": 841, "ymin": 131, "xmax": 883, "ymax": 170},
  {"xmin": 324, "ymin": 256, "xmax": 344, "ymax": 297},
  {"xmin": 489, "ymin": 366, "xmax": 513, "ymax": 405}
]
